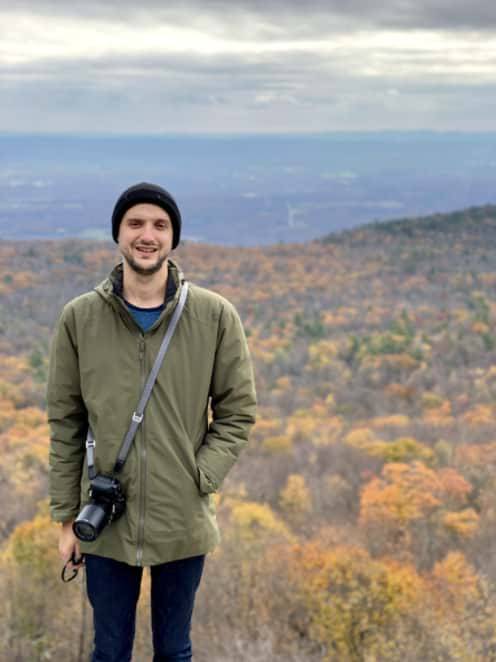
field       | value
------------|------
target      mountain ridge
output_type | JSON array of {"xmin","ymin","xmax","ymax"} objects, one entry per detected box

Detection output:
[{"xmin": 321, "ymin": 203, "xmax": 496, "ymax": 243}]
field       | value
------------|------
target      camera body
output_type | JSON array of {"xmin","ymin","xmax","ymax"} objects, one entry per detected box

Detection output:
[{"xmin": 73, "ymin": 474, "xmax": 126, "ymax": 542}]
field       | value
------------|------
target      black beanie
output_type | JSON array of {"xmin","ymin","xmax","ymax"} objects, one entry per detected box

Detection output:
[{"xmin": 111, "ymin": 182, "xmax": 182, "ymax": 249}]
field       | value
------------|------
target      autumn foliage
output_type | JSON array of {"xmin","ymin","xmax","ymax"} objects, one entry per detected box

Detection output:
[{"xmin": 2, "ymin": 208, "xmax": 496, "ymax": 660}]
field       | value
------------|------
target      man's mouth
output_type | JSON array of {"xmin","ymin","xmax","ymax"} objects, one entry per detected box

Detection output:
[{"xmin": 135, "ymin": 246, "xmax": 158, "ymax": 255}]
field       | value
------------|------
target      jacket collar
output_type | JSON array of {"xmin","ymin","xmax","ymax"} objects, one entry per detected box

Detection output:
[
  {"xmin": 95, "ymin": 259, "xmax": 184, "ymax": 316},
  {"xmin": 110, "ymin": 262, "xmax": 177, "ymax": 304},
  {"xmin": 95, "ymin": 258, "xmax": 184, "ymax": 305}
]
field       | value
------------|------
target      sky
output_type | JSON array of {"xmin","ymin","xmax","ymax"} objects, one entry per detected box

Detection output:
[{"xmin": 2, "ymin": 1, "xmax": 496, "ymax": 134}]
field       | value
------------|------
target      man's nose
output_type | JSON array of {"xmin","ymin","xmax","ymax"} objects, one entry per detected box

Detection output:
[{"xmin": 140, "ymin": 224, "xmax": 155, "ymax": 241}]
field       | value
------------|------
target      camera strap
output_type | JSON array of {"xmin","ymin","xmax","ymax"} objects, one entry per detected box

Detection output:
[{"xmin": 85, "ymin": 281, "xmax": 189, "ymax": 479}]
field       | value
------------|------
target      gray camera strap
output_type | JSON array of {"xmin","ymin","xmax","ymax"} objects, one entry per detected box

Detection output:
[{"xmin": 85, "ymin": 281, "xmax": 189, "ymax": 480}]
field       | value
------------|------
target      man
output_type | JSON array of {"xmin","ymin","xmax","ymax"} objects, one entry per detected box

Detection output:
[{"xmin": 47, "ymin": 182, "xmax": 257, "ymax": 662}]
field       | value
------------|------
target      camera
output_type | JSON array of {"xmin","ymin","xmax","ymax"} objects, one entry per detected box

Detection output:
[{"xmin": 73, "ymin": 474, "xmax": 126, "ymax": 542}]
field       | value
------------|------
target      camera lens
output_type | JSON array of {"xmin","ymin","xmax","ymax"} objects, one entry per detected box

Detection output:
[
  {"xmin": 73, "ymin": 502, "xmax": 108, "ymax": 541},
  {"xmin": 73, "ymin": 519, "xmax": 97, "ymax": 542}
]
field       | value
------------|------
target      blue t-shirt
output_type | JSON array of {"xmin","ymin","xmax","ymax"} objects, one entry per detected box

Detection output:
[{"xmin": 125, "ymin": 300, "xmax": 165, "ymax": 332}]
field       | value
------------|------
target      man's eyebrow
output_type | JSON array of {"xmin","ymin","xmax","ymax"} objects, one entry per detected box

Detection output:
[{"xmin": 125, "ymin": 216, "xmax": 170, "ymax": 222}]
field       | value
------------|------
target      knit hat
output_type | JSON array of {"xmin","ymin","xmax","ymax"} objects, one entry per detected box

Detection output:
[{"xmin": 111, "ymin": 182, "xmax": 182, "ymax": 249}]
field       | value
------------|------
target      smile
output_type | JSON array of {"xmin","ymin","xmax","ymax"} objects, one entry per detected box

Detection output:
[{"xmin": 135, "ymin": 246, "xmax": 158, "ymax": 254}]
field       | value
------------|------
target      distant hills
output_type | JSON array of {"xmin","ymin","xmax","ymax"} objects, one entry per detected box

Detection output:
[
  {"xmin": 1, "ymin": 132, "xmax": 496, "ymax": 245},
  {"xmin": 322, "ymin": 203, "xmax": 496, "ymax": 242}
]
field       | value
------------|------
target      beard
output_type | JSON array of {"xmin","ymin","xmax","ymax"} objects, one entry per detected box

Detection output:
[{"xmin": 122, "ymin": 249, "xmax": 168, "ymax": 276}]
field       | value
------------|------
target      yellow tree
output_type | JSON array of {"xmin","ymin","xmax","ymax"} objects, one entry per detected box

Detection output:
[
  {"xmin": 289, "ymin": 540, "xmax": 425, "ymax": 661},
  {"xmin": 359, "ymin": 462, "xmax": 476, "ymax": 564},
  {"xmin": 279, "ymin": 474, "xmax": 312, "ymax": 527}
]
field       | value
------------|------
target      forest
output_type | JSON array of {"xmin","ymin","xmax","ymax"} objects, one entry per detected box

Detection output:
[{"xmin": 1, "ymin": 204, "xmax": 496, "ymax": 661}]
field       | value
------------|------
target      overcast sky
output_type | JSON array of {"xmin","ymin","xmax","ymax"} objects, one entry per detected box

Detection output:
[{"xmin": 2, "ymin": 1, "xmax": 496, "ymax": 133}]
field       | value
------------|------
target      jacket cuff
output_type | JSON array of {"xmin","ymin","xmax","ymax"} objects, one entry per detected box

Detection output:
[{"xmin": 50, "ymin": 507, "xmax": 80, "ymax": 523}]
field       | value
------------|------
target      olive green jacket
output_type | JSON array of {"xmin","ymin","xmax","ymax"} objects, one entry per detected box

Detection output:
[{"xmin": 47, "ymin": 260, "xmax": 256, "ymax": 566}]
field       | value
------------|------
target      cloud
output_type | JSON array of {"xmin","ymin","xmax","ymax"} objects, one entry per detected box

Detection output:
[
  {"xmin": 2, "ymin": 45, "xmax": 496, "ymax": 133},
  {"xmin": 2, "ymin": 2, "xmax": 496, "ymax": 132},
  {"xmin": 4, "ymin": 1, "xmax": 496, "ymax": 33}
]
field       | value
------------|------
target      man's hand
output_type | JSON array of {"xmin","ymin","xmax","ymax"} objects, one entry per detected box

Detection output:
[{"xmin": 59, "ymin": 520, "xmax": 84, "ymax": 568}]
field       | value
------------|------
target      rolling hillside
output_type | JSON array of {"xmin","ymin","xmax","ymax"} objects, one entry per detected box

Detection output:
[{"xmin": 1, "ymin": 204, "xmax": 496, "ymax": 660}]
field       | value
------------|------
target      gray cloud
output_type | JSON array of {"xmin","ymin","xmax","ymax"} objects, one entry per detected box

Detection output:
[
  {"xmin": 5, "ymin": 1, "xmax": 496, "ymax": 33},
  {"xmin": 2, "ymin": 2, "xmax": 496, "ymax": 132},
  {"xmin": 1, "ymin": 47, "xmax": 495, "ymax": 133}
]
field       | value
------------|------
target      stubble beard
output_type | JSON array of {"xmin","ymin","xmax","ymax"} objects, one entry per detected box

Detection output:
[{"xmin": 122, "ymin": 249, "xmax": 168, "ymax": 276}]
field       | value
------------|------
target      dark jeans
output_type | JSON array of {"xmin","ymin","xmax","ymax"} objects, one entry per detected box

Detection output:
[{"xmin": 85, "ymin": 553, "xmax": 205, "ymax": 662}]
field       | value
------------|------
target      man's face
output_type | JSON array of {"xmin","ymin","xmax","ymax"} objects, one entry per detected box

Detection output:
[{"xmin": 118, "ymin": 203, "xmax": 173, "ymax": 276}]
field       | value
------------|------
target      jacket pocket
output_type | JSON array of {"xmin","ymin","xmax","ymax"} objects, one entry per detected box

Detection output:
[{"xmin": 196, "ymin": 465, "xmax": 217, "ymax": 495}]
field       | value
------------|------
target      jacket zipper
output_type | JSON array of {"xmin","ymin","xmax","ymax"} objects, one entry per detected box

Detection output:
[
  {"xmin": 136, "ymin": 333, "xmax": 146, "ymax": 566},
  {"xmin": 111, "ymin": 285, "xmax": 181, "ymax": 565}
]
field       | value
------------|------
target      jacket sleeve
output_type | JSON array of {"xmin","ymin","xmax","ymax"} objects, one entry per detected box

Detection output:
[
  {"xmin": 46, "ymin": 304, "xmax": 87, "ymax": 522},
  {"xmin": 196, "ymin": 301, "xmax": 257, "ymax": 495}
]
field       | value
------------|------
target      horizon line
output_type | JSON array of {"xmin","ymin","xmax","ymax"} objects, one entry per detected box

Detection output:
[{"xmin": 2, "ymin": 129, "xmax": 496, "ymax": 139}]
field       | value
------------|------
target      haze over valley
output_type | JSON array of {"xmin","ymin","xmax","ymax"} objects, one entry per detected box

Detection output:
[{"xmin": 2, "ymin": 132, "xmax": 495, "ymax": 245}]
